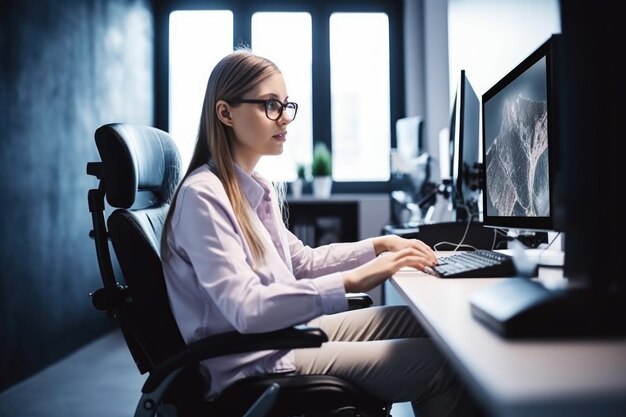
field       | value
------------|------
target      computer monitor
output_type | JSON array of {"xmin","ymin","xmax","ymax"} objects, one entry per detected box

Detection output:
[
  {"xmin": 390, "ymin": 116, "xmax": 432, "ymax": 225},
  {"xmin": 471, "ymin": 12, "xmax": 625, "ymax": 338},
  {"xmin": 396, "ymin": 116, "xmax": 423, "ymax": 160},
  {"xmin": 481, "ymin": 35, "xmax": 561, "ymax": 233},
  {"xmin": 451, "ymin": 70, "xmax": 481, "ymax": 222},
  {"xmin": 445, "ymin": 94, "xmax": 457, "ymax": 181}
]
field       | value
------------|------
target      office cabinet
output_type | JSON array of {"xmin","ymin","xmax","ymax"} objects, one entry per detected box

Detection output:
[{"xmin": 286, "ymin": 199, "xmax": 358, "ymax": 246}]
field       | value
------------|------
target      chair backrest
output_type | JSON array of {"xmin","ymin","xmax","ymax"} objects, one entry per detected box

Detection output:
[{"xmin": 93, "ymin": 123, "xmax": 184, "ymax": 372}]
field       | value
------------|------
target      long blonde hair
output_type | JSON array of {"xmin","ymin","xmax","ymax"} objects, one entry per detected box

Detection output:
[{"xmin": 161, "ymin": 50, "xmax": 283, "ymax": 265}]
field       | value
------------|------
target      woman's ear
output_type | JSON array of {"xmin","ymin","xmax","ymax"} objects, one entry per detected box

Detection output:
[{"xmin": 216, "ymin": 100, "xmax": 233, "ymax": 126}]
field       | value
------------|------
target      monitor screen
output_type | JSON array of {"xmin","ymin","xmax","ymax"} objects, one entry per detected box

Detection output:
[
  {"xmin": 452, "ymin": 70, "xmax": 481, "ymax": 222},
  {"xmin": 481, "ymin": 35, "xmax": 560, "ymax": 231}
]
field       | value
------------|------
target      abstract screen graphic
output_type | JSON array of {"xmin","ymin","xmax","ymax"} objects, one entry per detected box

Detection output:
[{"xmin": 483, "ymin": 57, "xmax": 550, "ymax": 219}]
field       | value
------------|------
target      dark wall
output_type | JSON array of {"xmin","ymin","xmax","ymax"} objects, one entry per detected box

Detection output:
[{"xmin": 0, "ymin": 0, "xmax": 153, "ymax": 391}]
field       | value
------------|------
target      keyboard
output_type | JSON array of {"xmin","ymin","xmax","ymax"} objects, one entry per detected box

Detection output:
[{"xmin": 425, "ymin": 249, "xmax": 517, "ymax": 278}]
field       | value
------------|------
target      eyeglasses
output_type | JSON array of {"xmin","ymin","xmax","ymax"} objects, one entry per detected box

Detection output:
[{"xmin": 226, "ymin": 98, "xmax": 298, "ymax": 121}]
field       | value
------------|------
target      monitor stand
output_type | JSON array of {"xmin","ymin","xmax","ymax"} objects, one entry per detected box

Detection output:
[{"xmin": 469, "ymin": 278, "xmax": 626, "ymax": 338}]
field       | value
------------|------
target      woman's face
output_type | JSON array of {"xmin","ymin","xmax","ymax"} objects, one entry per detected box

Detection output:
[{"xmin": 227, "ymin": 72, "xmax": 293, "ymax": 173}]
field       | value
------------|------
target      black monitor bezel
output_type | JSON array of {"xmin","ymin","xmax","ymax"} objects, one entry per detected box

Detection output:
[
  {"xmin": 446, "ymin": 91, "xmax": 457, "ymax": 181},
  {"xmin": 481, "ymin": 35, "xmax": 561, "ymax": 232},
  {"xmin": 452, "ymin": 69, "xmax": 481, "ymax": 221}
]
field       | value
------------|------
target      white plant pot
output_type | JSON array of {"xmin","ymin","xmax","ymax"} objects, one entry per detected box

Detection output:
[
  {"xmin": 313, "ymin": 176, "xmax": 332, "ymax": 198},
  {"xmin": 291, "ymin": 179, "xmax": 304, "ymax": 198}
]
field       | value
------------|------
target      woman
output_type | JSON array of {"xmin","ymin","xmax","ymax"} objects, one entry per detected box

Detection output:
[{"xmin": 161, "ymin": 50, "xmax": 475, "ymax": 416}]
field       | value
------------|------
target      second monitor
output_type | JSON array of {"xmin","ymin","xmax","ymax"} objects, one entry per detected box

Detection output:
[{"xmin": 451, "ymin": 69, "xmax": 482, "ymax": 222}]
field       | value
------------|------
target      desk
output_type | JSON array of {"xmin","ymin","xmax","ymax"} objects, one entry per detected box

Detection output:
[{"xmin": 391, "ymin": 253, "xmax": 626, "ymax": 417}]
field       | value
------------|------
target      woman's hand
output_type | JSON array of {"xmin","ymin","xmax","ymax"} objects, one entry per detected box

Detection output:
[
  {"xmin": 342, "ymin": 244, "xmax": 437, "ymax": 293},
  {"xmin": 372, "ymin": 235, "xmax": 437, "ymax": 264}
]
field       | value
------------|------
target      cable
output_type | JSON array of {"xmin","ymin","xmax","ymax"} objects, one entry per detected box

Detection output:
[
  {"xmin": 433, "ymin": 201, "xmax": 475, "ymax": 253},
  {"xmin": 431, "ymin": 180, "xmax": 487, "ymax": 253},
  {"xmin": 492, "ymin": 228, "xmax": 510, "ymax": 249},
  {"xmin": 434, "ymin": 241, "xmax": 478, "ymax": 251},
  {"xmin": 545, "ymin": 231, "xmax": 561, "ymax": 248},
  {"xmin": 532, "ymin": 231, "xmax": 562, "ymax": 266},
  {"xmin": 453, "ymin": 213, "xmax": 473, "ymax": 251}
]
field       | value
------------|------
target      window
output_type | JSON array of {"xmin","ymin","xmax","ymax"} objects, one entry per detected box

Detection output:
[
  {"xmin": 168, "ymin": 10, "xmax": 233, "ymax": 167},
  {"xmin": 330, "ymin": 13, "xmax": 390, "ymax": 181},
  {"xmin": 252, "ymin": 12, "xmax": 313, "ymax": 182},
  {"xmin": 160, "ymin": 1, "xmax": 402, "ymax": 190}
]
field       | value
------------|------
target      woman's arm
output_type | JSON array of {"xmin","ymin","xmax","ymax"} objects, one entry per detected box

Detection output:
[
  {"xmin": 286, "ymin": 227, "xmax": 437, "ymax": 291},
  {"xmin": 286, "ymin": 229, "xmax": 376, "ymax": 279},
  {"xmin": 341, "ymin": 235, "xmax": 437, "ymax": 292}
]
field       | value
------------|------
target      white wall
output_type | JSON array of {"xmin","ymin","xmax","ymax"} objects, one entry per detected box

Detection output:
[
  {"xmin": 404, "ymin": 0, "xmax": 561, "ymax": 186},
  {"xmin": 448, "ymin": 0, "xmax": 561, "ymax": 99},
  {"xmin": 422, "ymin": 0, "xmax": 451, "ymax": 158},
  {"xmin": 403, "ymin": 0, "xmax": 450, "ymax": 168}
]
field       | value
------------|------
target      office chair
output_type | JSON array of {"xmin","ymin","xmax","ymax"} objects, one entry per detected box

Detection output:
[{"xmin": 86, "ymin": 123, "xmax": 391, "ymax": 417}]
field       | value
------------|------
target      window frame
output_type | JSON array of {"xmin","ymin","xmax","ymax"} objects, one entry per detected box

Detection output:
[{"xmin": 154, "ymin": 0, "xmax": 405, "ymax": 193}]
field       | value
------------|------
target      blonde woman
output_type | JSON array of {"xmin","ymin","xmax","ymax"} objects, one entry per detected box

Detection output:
[{"xmin": 161, "ymin": 50, "xmax": 475, "ymax": 417}]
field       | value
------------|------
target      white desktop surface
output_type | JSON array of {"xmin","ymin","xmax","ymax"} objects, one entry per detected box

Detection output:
[{"xmin": 391, "ymin": 252, "xmax": 626, "ymax": 417}]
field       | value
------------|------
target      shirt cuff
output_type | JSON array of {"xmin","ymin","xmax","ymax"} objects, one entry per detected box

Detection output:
[
  {"xmin": 355, "ymin": 237, "xmax": 377, "ymax": 265},
  {"xmin": 311, "ymin": 273, "xmax": 348, "ymax": 314}
]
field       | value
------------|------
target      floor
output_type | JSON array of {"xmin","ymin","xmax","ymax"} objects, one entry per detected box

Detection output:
[
  {"xmin": 0, "ymin": 330, "xmax": 413, "ymax": 417},
  {"xmin": 0, "ymin": 331, "xmax": 146, "ymax": 417}
]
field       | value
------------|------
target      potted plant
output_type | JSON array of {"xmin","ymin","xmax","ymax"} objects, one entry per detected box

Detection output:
[
  {"xmin": 291, "ymin": 163, "xmax": 306, "ymax": 198},
  {"xmin": 311, "ymin": 143, "xmax": 332, "ymax": 198}
]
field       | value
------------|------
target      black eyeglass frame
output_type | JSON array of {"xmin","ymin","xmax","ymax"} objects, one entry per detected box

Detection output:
[{"xmin": 225, "ymin": 98, "xmax": 298, "ymax": 121}]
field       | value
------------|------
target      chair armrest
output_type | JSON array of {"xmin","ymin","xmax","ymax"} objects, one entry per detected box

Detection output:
[
  {"xmin": 346, "ymin": 292, "xmax": 373, "ymax": 310},
  {"xmin": 143, "ymin": 326, "xmax": 327, "ymax": 393}
]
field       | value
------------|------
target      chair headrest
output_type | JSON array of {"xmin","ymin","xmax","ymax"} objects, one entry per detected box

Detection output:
[{"xmin": 95, "ymin": 123, "xmax": 182, "ymax": 208}]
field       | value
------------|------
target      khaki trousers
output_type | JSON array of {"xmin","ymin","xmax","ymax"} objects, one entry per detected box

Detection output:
[{"xmin": 294, "ymin": 305, "xmax": 476, "ymax": 417}]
